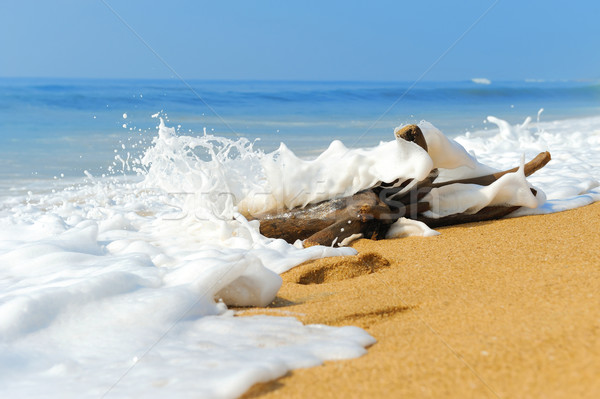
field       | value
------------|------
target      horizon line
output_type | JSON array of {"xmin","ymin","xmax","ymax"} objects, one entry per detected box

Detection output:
[{"xmin": 1, "ymin": 76, "xmax": 599, "ymax": 84}]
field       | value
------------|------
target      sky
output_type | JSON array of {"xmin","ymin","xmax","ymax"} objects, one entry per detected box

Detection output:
[{"xmin": 1, "ymin": 0, "xmax": 599, "ymax": 82}]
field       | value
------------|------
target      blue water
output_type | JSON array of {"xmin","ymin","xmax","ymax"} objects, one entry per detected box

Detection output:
[
  {"xmin": 1, "ymin": 78, "xmax": 599, "ymax": 180},
  {"xmin": 1, "ymin": 78, "xmax": 600, "ymax": 398}
]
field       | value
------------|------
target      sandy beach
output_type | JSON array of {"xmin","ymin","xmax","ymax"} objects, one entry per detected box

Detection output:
[{"xmin": 240, "ymin": 201, "xmax": 600, "ymax": 398}]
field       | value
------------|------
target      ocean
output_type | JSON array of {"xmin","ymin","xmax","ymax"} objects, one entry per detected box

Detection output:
[
  {"xmin": 1, "ymin": 78, "xmax": 599, "ymax": 398},
  {"xmin": 2, "ymin": 78, "xmax": 600, "ymax": 182}
]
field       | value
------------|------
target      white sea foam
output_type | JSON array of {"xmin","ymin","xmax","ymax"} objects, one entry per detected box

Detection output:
[
  {"xmin": 386, "ymin": 218, "xmax": 439, "ymax": 238},
  {"xmin": 455, "ymin": 113, "xmax": 600, "ymax": 214},
  {"xmin": 0, "ymin": 113, "xmax": 598, "ymax": 398},
  {"xmin": 236, "ymin": 135, "xmax": 433, "ymax": 215},
  {"xmin": 472, "ymin": 77, "xmax": 492, "ymax": 85}
]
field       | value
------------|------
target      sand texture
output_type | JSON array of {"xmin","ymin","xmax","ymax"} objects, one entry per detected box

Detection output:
[{"xmin": 240, "ymin": 202, "xmax": 600, "ymax": 398}]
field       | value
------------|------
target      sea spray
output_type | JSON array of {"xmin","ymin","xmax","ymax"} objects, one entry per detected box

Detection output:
[
  {"xmin": 455, "ymin": 113, "xmax": 600, "ymax": 212},
  {"xmin": 136, "ymin": 118, "xmax": 545, "ymax": 248},
  {"xmin": 1, "ymin": 112, "xmax": 598, "ymax": 398},
  {"xmin": 0, "ymin": 119, "xmax": 373, "ymax": 398}
]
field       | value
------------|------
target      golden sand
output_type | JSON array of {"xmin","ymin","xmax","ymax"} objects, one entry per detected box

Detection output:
[{"xmin": 239, "ymin": 202, "xmax": 600, "ymax": 398}]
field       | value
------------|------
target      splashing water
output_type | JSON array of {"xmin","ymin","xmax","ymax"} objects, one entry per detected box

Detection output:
[
  {"xmin": 0, "ymin": 111, "xmax": 599, "ymax": 398},
  {"xmin": 456, "ymin": 112, "xmax": 600, "ymax": 211}
]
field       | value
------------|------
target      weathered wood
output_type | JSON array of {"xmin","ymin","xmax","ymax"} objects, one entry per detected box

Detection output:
[
  {"xmin": 417, "ymin": 188, "xmax": 539, "ymax": 228},
  {"xmin": 254, "ymin": 197, "xmax": 350, "ymax": 243},
  {"xmin": 418, "ymin": 205, "xmax": 522, "ymax": 228},
  {"xmin": 303, "ymin": 218, "xmax": 367, "ymax": 247},
  {"xmin": 253, "ymin": 127, "xmax": 552, "ymax": 247},
  {"xmin": 395, "ymin": 124, "xmax": 428, "ymax": 152},
  {"xmin": 431, "ymin": 151, "xmax": 551, "ymax": 188},
  {"xmin": 256, "ymin": 191, "xmax": 392, "ymax": 244}
]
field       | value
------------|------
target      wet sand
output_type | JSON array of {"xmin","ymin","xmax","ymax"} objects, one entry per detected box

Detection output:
[{"xmin": 240, "ymin": 201, "xmax": 600, "ymax": 398}]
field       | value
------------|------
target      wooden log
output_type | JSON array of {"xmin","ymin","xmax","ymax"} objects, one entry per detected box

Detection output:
[
  {"xmin": 254, "ymin": 126, "xmax": 552, "ymax": 246},
  {"xmin": 256, "ymin": 190, "xmax": 393, "ymax": 244},
  {"xmin": 303, "ymin": 218, "xmax": 368, "ymax": 247},
  {"xmin": 431, "ymin": 151, "xmax": 551, "ymax": 188},
  {"xmin": 417, "ymin": 189, "xmax": 539, "ymax": 228},
  {"xmin": 395, "ymin": 124, "xmax": 428, "ymax": 152},
  {"xmin": 254, "ymin": 197, "xmax": 349, "ymax": 243},
  {"xmin": 410, "ymin": 154, "xmax": 551, "ymax": 228},
  {"xmin": 386, "ymin": 152, "xmax": 550, "ymax": 215},
  {"xmin": 417, "ymin": 205, "xmax": 521, "ymax": 228}
]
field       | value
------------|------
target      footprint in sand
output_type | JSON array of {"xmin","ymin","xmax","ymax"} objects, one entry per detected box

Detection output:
[{"xmin": 285, "ymin": 252, "xmax": 390, "ymax": 285}]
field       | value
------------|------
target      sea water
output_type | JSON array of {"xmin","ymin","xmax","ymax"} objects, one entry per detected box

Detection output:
[{"xmin": 0, "ymin": 78, "xmax": 599, "ymax": 398}]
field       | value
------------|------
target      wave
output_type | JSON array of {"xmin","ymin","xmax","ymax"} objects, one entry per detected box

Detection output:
[
  {"xmin": 2, "ymin": 79, "xmax": 599, "ymax": 111},
  {"xmin": 1, "ymin": 111, "xmax": 598, "ymax": 397},
  {"xmin": 472, "ymin": 78, "xmax": 492, "ymax": 85}
]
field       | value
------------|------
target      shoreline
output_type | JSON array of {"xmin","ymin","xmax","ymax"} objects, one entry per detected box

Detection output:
[{"xmin": 240, "ymin": 201, "xmax": 600, "ymax": 398}]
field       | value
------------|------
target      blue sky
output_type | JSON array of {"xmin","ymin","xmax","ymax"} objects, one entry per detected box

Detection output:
[{"xmin": 1, "ymin": 0, "xmax": 599, "ymax": 81}]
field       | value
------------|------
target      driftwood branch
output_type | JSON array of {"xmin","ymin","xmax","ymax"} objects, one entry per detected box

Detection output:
[
  {"xmin": 395, "ymin": 124, "xmax": 428, "ymax": 152},
  {"xmin": 255, "ymin": 191, "xmax": 389, "ymax": 244},
  {"xmin": 417, "ymin": 188, "xmax": 539, "ymax": 228},
  {"xmin": 255, "ymin": 125, "xmax": 551, "ymax": 246},
  {"xmin": 431, "ymin": 151, "xmax": 551, "ymax": 188}
]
